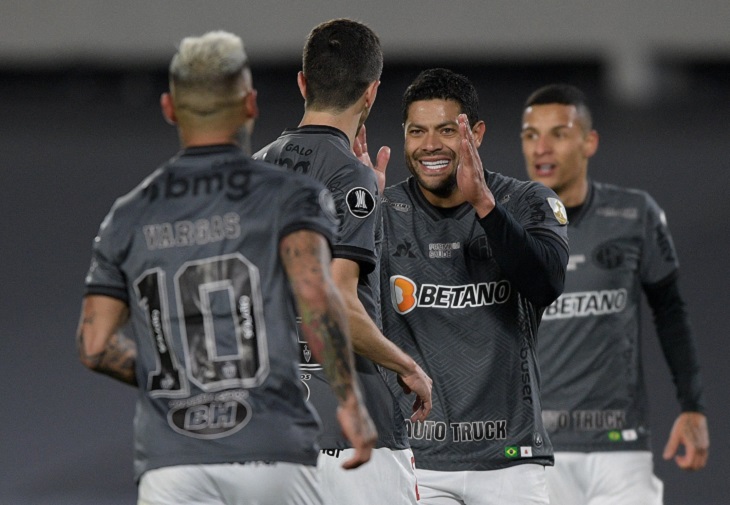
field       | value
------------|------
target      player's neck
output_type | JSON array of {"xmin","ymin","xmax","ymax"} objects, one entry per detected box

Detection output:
[
  {"xmin": 178, "ymin": 129, "xmax": 239, "ymax": 149},
  {"xmin": 557, "ymin": 177, "xmax": 589, "ymax": 208},
  {"xmin": 299, "ymin": 109, "xmax": 361, "ymax": 147}
]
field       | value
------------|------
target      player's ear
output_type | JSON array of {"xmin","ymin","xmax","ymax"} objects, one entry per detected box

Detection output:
[
  {"xmin": 244, "ymin": 89, "xmax": 259, "ymax": 120},
  {"xmin": 160, "ymin": 92, "xmax": 177, "ymax": 125},
  {"xmin": 363, "ymin": 80, "xmax": 380, "ymax": 109},
  {"xmin": 582, "ymin": 130, "xmax": 599, "ymax": 158},
  {"xmin": 472, "ymin": 120, "xmax": 486, "ymax": 148},
  {"xmin": 297, "ymin": 71, "xmax": 307, "ymax": 100}
]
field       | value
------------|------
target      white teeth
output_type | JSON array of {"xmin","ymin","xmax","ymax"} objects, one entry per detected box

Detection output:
[
  {"xmin": 537, "ymin": 164, "xmax": 554, "ymax": 173},
  {"xmin": 421, "ymin": 160, "xmax": 449, "ymax": 169}
]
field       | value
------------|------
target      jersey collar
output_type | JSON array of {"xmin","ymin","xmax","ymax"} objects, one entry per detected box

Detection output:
[
  {"xmin": 282, "ymin": 125, "xmax": 350, "ymax": 148},
  {"xmin": 407, "ymin": 177, "xmax": 474, "ymax": 221},
  {"xmin": 181, "ymin": 144, "xmax": 243, "ymax": 157}
]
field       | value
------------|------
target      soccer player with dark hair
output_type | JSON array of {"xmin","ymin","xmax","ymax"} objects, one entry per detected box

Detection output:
[
  {"xmin": 76, "ymin": 30, "xmax": 376, "ymax": 505},
  {"xmin": 255, "ymin": 18, "xmax": 432, "ymax": 505},
  {"xmin": 379, "ymin": 67, "xmax": 569, "ymax": 504},
  {"xmin": 521, "ymin": 83, "xmax": 709, "ymax": 505}
]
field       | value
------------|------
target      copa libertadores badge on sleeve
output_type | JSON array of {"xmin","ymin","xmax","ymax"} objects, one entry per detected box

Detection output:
[
  {"xmin": 547, "ymin": 197, "xmax": 568, "ymax": 225},
  {"xmin": 346, "ymin": 187, "xmax": 375, "ymax": 218}
]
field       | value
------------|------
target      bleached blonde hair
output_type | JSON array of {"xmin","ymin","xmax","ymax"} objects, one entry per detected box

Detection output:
[{"xmin": 169, "ymin": 31, "xmax": 250, "ymax": 116}]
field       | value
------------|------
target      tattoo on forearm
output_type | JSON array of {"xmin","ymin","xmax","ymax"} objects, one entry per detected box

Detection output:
[
  {"xmin": 78, "ymin": 331, "xmax": 138, "ymax": 387},
  {"xmin": 281, "ymin": 232, "xmax": 355, "ymax": 403},
  {"xmin": 301, "ymin": 309, "xmax": 354, "ymax": 403}
]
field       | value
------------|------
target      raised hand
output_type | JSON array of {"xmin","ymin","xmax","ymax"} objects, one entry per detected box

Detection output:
[
  {"xmin": 354, "ymin": 124, "xmax": 390, "ymax": 195},
  {"xmin": 455, "ymin": 114, "xmax": 494, "ymax": 218}
]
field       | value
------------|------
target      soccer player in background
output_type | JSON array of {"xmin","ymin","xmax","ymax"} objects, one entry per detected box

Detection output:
[
  {"xmin": 379, "ymin": 68, "xmax": 568, "ymax": 504},
  {"xmin": 521, "ymin": 83, "xmax": 709, "ymax": 505},
  {"xmin": 255, "ymin": 18, "xmax": 432, "ymax": 505},
  {"xmin": 76, "ymin": 30, "xmax": 376, "ymax": 505}
]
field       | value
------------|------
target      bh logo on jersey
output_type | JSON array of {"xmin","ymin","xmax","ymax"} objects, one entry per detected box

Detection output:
[{"xmin": 390, "ymin": 275, "xmax": 511, "ymax": 315}]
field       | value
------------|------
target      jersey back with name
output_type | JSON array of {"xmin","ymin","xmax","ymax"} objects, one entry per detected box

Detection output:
[
  {"xmin": 538, "ymin": 181, "xmax": 678, "ymax": 451},
  {"xmin": 84, "ymin": 145, "xmax": 338, "ymax": 480},
  {"xmin": 381, "ymin": 173, "xmax": 568, "ymax": 471},
  {"xmin": 255, "ymin": 126, "xmax": 409, "ymax": 450}
]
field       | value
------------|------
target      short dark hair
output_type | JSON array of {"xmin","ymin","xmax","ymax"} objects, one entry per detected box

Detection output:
[
  {"xmin": 302, "ymin": 18, "xmax": 383, "ymax": 111},
  {"xmin": 401, "ymin": 68, "xmax": 480, "ymax": 126},
  {"xmin": 524, "ymin": 84, "xmax": 593, "ymax": 131}
]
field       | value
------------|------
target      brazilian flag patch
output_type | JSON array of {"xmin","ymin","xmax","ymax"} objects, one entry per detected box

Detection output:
[
  {"xmin": 505, "ymin": 446, "xmax": 519, "ymax": 458},
  {"xmin": 608, "ymin": 431, "xmax": 622, "ymax": 441}
]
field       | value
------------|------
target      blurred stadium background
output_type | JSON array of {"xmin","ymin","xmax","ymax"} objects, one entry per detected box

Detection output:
[{"xmin": 1, "ymin": 2, "xmax": 728, "ymax": 504}]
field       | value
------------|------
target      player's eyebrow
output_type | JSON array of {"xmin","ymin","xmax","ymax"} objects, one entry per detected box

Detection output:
[
  {"xmin": 521, "ymin": 122, "xmax": 573, "ymax": 133},
  {"xmin": 407, "ymin": 119, "xmax": 458, "ymax": 130}
]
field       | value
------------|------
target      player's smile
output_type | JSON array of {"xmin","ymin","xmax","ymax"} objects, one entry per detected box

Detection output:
[{"xmin": 418, "ymin": 156, "xmax": 452, "ymax": 174}]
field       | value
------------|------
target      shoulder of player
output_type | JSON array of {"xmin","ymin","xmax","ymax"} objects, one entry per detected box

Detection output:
[
  {"xmin": 109, "ymin": 165, "xmax": 167, "ymax": 220},
  {"xmin": 592, "ymin": 180, "xmax": 658, "ymax": 210},
  {"xmin": 382, "ymin": 179, "xmax": 411, "ymax": 204},
  {"xmin": 488, "ymin": 171, "xmax": 555, "ymax": 205},
  {"xmin": 318, "ymin": 160, "xmax": 379, "ymax": 210},
  {"xmin": 93, "ymin": 167, "xmax": 164, "ymax": 249},
  {"xmin": 327, "ymin": 155, "xmax": 378, "ymax": 185}
]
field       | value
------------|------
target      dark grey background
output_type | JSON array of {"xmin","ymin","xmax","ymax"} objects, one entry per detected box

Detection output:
[{"xmin": 1, "ymin": 57, "xmax": 727, "ymax": 504}]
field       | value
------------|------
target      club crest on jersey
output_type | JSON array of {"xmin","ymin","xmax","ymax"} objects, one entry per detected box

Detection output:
[
  {"xmin": 593, "ymin": 241, "xmax": 625, "ymax": 270},
  {"xmin": 547, "ymin": 197, "xmax": 568, "ymax": 225},
  {"xmin": 297, "ymin": 324, "xmax": 322, "ymax": 372},
  {"xmin": 345, "ymin": 187, "xmax": 375, "ymax": 218}
]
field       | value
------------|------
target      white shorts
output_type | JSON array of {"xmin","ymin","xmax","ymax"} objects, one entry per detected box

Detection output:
[
  {"xmin": 546, "ymin": 451, "xmax": 663, "ymax": 505},
  {"xmin": 415, "ymin": 464, "xmax": 549, "ymax": 505},
  {"xmin": 317, "ymin": 447, "xmax": 418, "ymax": 505},
  {"xmin": 137, "ymin": 461, "xmax": 321, "ymax": 505}
]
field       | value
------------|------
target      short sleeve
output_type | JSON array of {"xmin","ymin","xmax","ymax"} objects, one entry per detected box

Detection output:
[
  {"xmin": 326, "ymin": 163, "xmax": 380, "ymax": 272},
  {"xmin": 84, "ymin": 204, "xmax": 129, "ymax": 302}
]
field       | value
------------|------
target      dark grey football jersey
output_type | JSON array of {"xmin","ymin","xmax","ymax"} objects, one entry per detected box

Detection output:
[
  {"xmin": 84, "ymin": 145, "xmax": 338, "ymax": 481},
  {"xmin": 539, "ymin": 181, "xmax": 678, "ymax": 452},
  {"xmin": 381, "ymin": 173, "xmax": 568, "ymax": 471},
  {"xmin": 255, "ymin": 126, "xmax": 408, "ymax": 450}
]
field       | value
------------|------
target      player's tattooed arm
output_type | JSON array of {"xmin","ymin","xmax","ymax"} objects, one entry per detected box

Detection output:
[
  {"xmin": 76, "ymin": 295, "xmax": 138, "ymax": 387},
  {"xmin": 280, "ymin": 229, "xmax": 377, "ymax": 468},
  {"xmin": 279, "ymin": 230, "xmax": 355, "ymax": 400}
]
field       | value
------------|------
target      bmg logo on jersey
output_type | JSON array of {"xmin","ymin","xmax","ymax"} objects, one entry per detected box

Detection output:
[
  {"xmin": 145, "ymin": 164, "xmax": 251, "ymax": 202},
  {"xmin": 390, "ymin": 275, "xmax": 511, "ymax": 314}
]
